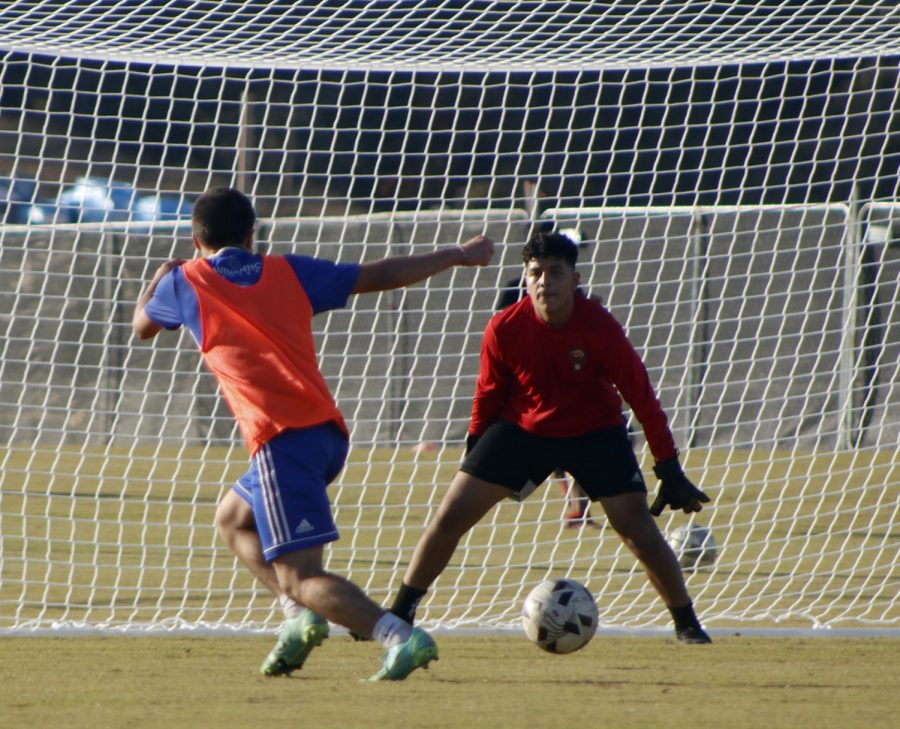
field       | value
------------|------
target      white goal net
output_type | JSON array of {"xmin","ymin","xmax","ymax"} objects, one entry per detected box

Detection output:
[{"xmin": 1, "ymin": 2, "xmax": 898, "ymax": 634}]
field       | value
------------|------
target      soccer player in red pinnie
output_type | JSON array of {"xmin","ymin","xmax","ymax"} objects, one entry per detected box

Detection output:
[
  {"xmin": 132, "ymin": 187, "xmax": 493, "ymax": 679},
  {"xmin": 389, "ymin": 230, "xmax": 713, "ymax": 643}
]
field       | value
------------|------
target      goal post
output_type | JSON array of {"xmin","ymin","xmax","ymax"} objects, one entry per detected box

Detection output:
[{"xmin": 1, "ymin": 3, "xmax": 899, "ymax": 634}]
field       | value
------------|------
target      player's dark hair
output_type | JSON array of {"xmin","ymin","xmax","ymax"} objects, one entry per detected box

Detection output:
[
  {"xmin": 192, "ymin": 187, "xmax": 256, "ymax": 249},
  {"xmin": 522, "ymin": 230, "xmax": 578, "ymax": 266}
]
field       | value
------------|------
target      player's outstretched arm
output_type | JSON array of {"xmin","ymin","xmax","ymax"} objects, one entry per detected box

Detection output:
[
  {"xmin": 351, "ymin": 234, "xmax": 493, "ymax": 294},
  {"xmin": 132, "ymin": 259, "xmax": 184, "ymax": 340},
  {"xmin": 649, "ymin": 456, "xmax": 711, "ymax": 516}
]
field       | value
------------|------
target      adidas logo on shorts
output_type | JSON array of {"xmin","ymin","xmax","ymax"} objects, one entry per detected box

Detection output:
[{"xmin": 295, "ymin": 519, "xmax": 315, "ymax": 534}]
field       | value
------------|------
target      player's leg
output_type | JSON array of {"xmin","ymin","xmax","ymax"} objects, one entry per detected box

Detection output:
[
  {"xmin": 215, "ymin": 487, "xmax": 283, "ymax": 597},
  {"xmin": 392, "ymin": 421, "xmax": 550, "ymax": 624},
  {"xmin": 394, "ymin": 470, "xmax": 510, "ymax": 620},
  {"xmin": 558, "ymin": 468, "xmax": 580, "ymax": 522},
  {"xmin": 599, "ymin": 491, "xmax": 689, "ymax": 603},
  {"xmin": 562, "ymin": 474, "xmax": 597, "ymax": 528},
  {"xmin": 215, "ymin": 468, "xmax": 317, "ymax": 675},
  {"xmin": 273, "ymin": 544, "xmax": 384, "ymax": 635},
  {"xmin": 563, "ymin": 425, "xmax": 710, "ymax": 643},
  {"xmin": 256, "ymin": 424, "xmax": 438, "ymax": 678},
  {"xmin": 246, "ymin": 426, "xmax": 341, "ymax": 675},
  {"xmin": 599, "ymin": 491, "xmax": 710, "ymax": 643},
  {"xmin": 273, "ymin": 544, "xmax": 438, "ymax": 680}
]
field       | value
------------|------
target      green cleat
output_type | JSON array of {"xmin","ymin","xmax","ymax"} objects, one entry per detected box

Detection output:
[
  {"xmin": 260, "ymin": 609, "xmax": 329, "ymax": 676},
  {"xmin": 367, "ymin": 626, "xmax": 438, "ymax": 681}
]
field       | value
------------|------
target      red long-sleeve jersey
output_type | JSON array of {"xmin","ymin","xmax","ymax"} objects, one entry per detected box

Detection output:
[{"xmin": 469, "ymin": 293, "xmax": 677, "ymax": 462}]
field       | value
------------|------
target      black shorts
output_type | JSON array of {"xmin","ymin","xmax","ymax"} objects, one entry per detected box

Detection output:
[{"xmin": 461, "ymin": 421, "xmax": 646, "ymax": 501}]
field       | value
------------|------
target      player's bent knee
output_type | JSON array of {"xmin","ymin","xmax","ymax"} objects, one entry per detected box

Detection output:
[
  {"xmin": 214, "ymin": 490, "xmax": 253, "ymax": 539},
  {"xmin": 214, "ymin": 499, "xmax": 232, "ymax": 527},
  {"xmin": 214, "ymin": 498, "xmax": 239, "ymax": 542}
]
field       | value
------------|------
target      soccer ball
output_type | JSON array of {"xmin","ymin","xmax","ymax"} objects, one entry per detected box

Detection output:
[
  {"xmin": 666, "ymin": 523, "xmax": 717, "ymax": 570},
  {"xmin": 522, "ymin": 578, "xmax": 599, "ymax": 654}
]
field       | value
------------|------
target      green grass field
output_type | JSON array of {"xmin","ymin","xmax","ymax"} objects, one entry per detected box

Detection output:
[
  {"xmin": 0, "ymin": 634, "xmax": 897, "ymax": 729},
  {"xmin": 2, "ymin": 443, "xmax": 898, "ymax": 631},
  {"xmin": 1, "ymin": 444, "xmax": 899, "ymax": 727}
]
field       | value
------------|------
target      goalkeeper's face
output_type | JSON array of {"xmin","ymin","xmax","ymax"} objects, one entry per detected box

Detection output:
[{"xmin": 524, "ymin": 256, "xmax": 580, "ymax": 327}]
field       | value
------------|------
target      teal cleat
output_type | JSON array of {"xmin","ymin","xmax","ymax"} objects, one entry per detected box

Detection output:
[
  {"xmin": 260, "ymin": 609, "xmax": 329, "ymax": 676},
  {"xmin": 367, "ymin": 627, "xmax": 438, "ymax": 681}
]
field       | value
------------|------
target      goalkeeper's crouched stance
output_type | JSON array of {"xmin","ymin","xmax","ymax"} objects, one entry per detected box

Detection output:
[
  {"xmin": 133, "ymin": 187, "xmax": 494, "ymax": 679},
  {"xmin": 389, "ymin": 231, "xmax": 713, "ymax": 644}
]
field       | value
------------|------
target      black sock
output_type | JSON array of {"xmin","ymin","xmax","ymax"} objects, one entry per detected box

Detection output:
[
  {"xmin": 669, "ymin": 601, "xmax": 701, "ymax": 631},
  {"xmin": 390, "ymin": 583, "xmax": 427, "ymax": 624}
]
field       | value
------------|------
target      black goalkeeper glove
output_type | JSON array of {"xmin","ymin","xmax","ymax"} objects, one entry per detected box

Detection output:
[{"xmin": 649, "ymin": 456, "xmax": 710, "ymax": 516}]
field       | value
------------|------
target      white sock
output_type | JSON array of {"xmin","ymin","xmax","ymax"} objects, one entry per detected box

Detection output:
[
  {"xmin": 279, "ymin": 594, "xmax": 303, "ymax": 619},
  {"xmin": 372, "ymin": 612, "xmax": 413, "ymax": 649}
]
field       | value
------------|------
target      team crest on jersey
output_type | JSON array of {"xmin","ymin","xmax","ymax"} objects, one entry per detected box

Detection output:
[{"xmin": 568, "ymin": 349, "xmax": 587, "ymax": 371}]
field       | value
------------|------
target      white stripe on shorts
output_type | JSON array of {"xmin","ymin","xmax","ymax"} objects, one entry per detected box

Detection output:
[{"xmin": 256, "ymin": 443, "xmax": 291, "ymax": 546}]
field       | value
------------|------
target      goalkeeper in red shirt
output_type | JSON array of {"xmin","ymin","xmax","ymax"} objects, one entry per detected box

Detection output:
[{"xmin": 391, "ymin": 230, "xmax": 712, "ymax": 643}]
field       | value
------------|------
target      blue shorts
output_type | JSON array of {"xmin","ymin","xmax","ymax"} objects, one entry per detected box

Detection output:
[{"xmin": 232, "ymin": 423, "xmax": 349, "ymax": 562}]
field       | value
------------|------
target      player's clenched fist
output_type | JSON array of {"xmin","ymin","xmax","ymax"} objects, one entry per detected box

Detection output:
[{"xmin": 457, "ymin": 234, "xmax": 494, "ymax": 266}]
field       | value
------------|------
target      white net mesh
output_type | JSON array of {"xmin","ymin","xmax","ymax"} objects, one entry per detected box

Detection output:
[
  {"xmin": 1, "ymin": 1, "xmax": 898, "ymax": 69},
  {"xmin": 0, "ymin": 2, "xmax": 898, "ymax": 633}
]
